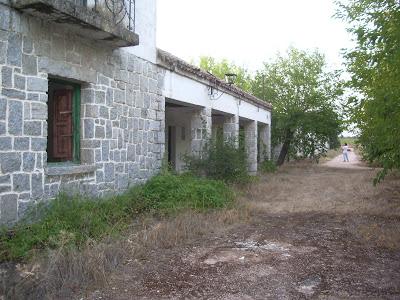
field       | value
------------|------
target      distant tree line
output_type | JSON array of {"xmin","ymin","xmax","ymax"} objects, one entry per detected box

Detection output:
[
  {"xmin": 199, "ymin": 0, "xmax": 400, "ymax": 181},
  {"xmin": 197, "ymin": 47, "xmax": 343, "ymax": 166}
]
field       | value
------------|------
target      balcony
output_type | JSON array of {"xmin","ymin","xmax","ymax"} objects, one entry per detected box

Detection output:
[{"xmin": 11, "ymin": 0, "xmax": 139, "ymax": 47}]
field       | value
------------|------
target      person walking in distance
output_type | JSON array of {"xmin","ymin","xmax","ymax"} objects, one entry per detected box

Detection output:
[{"xmin": 342, "ymin": 143, "xmax": 350, "ymax": 162}]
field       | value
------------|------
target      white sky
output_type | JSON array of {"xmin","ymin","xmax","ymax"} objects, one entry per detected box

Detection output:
[{"xmin": 156, "ymin": 0, "xmax": 354, "ymax": 72}]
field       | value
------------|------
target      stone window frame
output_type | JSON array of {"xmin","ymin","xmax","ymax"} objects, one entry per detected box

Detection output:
[{"xmin": 47, "ymin": 78, "xmax": 81, "ymax": 164}]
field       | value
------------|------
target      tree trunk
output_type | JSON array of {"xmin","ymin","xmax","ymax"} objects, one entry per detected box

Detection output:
[{"xmin": 277, "ymin": 130, "xmax": 293, "ymax": 166}]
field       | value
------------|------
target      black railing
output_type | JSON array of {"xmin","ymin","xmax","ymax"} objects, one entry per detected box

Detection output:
[{"xmin": 84, "ymin": 0, "xmax": 135, "ymax": 32}]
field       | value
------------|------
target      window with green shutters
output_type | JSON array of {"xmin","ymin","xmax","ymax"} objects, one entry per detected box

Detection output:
[{"xmin": 47, "ymin": 79, "xmax": 81, "ymax": 163}]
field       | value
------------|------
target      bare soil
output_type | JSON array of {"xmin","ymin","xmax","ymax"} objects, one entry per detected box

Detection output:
[{"xmin": 83, "ymin": 155, "xmax": 400, "ymax": 299}]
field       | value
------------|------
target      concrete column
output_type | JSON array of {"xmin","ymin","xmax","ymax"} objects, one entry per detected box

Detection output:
[
  {"xmin": 223, "ymin": 114, "xmax": 239, "ymax": 147},
  {"xmin": 258, "ymin": 124, "xmax": 271, "ymax": 161},
  {"xmin": 190, "ymin": 107, "xmax": 211, "ymax": 156},
  {"xmin": 244, "ymin": 120, "xmax": 258, "ymax": 175}
]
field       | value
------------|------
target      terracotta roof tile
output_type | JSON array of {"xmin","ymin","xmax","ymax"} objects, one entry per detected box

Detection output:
[{"xmin": 157, "ymin": 49, "xmax": 272, "ymax": 110}]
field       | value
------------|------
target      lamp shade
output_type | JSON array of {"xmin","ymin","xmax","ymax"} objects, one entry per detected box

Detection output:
[{"xmin": 225, "ymin": 73, "xmax": 237, "ymax": 85}]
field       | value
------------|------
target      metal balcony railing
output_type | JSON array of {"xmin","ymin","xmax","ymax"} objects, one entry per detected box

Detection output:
[
  {"xmin": 13, "ymin": 0, "xmax": 139, "ymax": 46},
  {"xmin": 84, "ymin": 0, "xmax": 136, "ymax": 32}
]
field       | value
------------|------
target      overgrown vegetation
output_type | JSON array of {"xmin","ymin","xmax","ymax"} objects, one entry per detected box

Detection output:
[
  {"xmin": 0, "ymin": 173, "xmax": 233, "ymax": 262},
  {"xmin": 141, "ymin": 173, "xmax": 233, "ymax": 212},
  {"xmin": 336, "ymin": 0, "xmax": 400, "ymax": 183},
  {"xmin": 259, "ymin": 160, "xmax": 277, "ymax": 173},
  {"xmin": 197, "ymin": 49, "xmax": 343, "ymax": 166},
  {"xmin": 197, "ymin": 56, "xmax": 252, "ymax": 92},
  {"xmin": 2, "ymin": 204, "xmax": 251, "ymax": 299},
  {"xmin": 252, "ymin": 48, "xmax": 343, "ymax": 165},
  {"xmin": 184, "ymin": 137, "xmax": 250, "ymax": 183}
]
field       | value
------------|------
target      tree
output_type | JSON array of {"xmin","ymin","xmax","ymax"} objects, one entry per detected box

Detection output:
[
  {"xmin": 197, "ymin": 56, "xmax": 252, "ymax": 92},
  {"xmin": 252, "ymin": 48, "xmax": 343, "ymax": 165},
  {"xmin": 336, "ymin": 0, "xmax": 400, "ymax": 182}
]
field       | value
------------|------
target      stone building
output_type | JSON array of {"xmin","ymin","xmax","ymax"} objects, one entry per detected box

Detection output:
[{"xmin": 0, "ymin": 0, "xmax": 272, "ymax": 225}]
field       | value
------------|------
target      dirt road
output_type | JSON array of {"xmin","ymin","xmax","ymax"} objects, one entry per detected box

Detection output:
[
  {"xmin": 89, "ymin": 154, "xmax": 400, "ymax": 299},
  {"xmin": 324, "ymin": 148, "xmax": 369, "ymax": 169}
]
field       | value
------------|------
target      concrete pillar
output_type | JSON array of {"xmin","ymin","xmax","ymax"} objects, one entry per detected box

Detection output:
[
  {"xmin": 223, "ymin": 114, "xmax": 239, "ymax": 147},
  {"xmin": 190, "ymin": 107, "xmax": 211, "ymax": 156},
  {"xmin": 244, "ymin": 120, "xmax": 258, "ymax": 175},
  {"xmin": 258, "ymin": 124, "xmax": 271, "ymax": 161}
]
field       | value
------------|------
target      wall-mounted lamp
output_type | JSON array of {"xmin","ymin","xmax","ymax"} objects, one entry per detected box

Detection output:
[
  {"xmin": 225, "ymin": 73, "xmax": 237, "ymax": 85},
  {"xmin": 208, "ymin": 73, "xmax": 237, "ymax": 100}
]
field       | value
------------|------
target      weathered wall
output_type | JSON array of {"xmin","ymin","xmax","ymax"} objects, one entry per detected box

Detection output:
[
  {"xmin": 160, "ymin": 66, "xmax": 272, "ymax": 174},
  {"xmin": 223, "ymin": 114, "xmax": 239, "ymax": 145},
  {"xmin": 190, "ymin": 107, "xmax": 211, "ymax": 156},
  {"xmin": 258, "ymin": 123, "xmax": 271, "ymax": 161},
  {"xmin": 0, "ymin": 3, "xmax": 165, "ymax": 225},
  {"xmin": 165, "ymin": 107, "xmax": 192, "ymax": 172},
  {"xmin": 126, "ymin": 0, "xmax": 157, "ymax": 63},
  {"xmin": 162, "ymin": 69, "xmax": 271, "ymax": 125},
  {"xmin": 244, "ymin": 120, "xmax": 258, "ymax": 175}
]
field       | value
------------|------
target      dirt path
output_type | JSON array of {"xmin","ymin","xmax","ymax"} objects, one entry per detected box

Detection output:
[
  {"xmin": 323, "ymin": 148, "xmax": 370, "ymax": 169},
  {"xmin": 87, "ymin": 159, "xmax": 400, "ymax": 299}
]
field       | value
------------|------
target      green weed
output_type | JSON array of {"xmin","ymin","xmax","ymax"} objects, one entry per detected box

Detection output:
[
  {"xmin": 141, "ymin": 173, "xmax": 233, "ymax": 212},
  {"xmin": 259, "ymin": 160, "xmax": 277, "ymax": 173},
  {"xmin": 0, "ymin": 173, "xmax": 233, "ymax": 262},
  {"xmin": 184, "ymin": 137, "xmax": 250, "ymax": 183}
]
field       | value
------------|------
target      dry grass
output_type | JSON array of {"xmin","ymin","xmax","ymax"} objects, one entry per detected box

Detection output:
[
  {"xmin": 2, "ymin": 202, "xmax": 252, "ymax": 299},
  {"xmin": 241, "ymin": 161, "xmax": 400, "ymax": 251},
  {"xmin": 242, "ymin": 161, "xmax": 400, "ymax": 216},
  {"xmin": 319, "ymin": 148, "xmax": 341, "ymax": 163},
  {"xmin": 357, "ymin": 221, "xmax": 400, "ymax": 250},
  {"xmin": 3, "ymin": 161, "xmax": 399, "ymax": 298},
  {"xmin": 130, "ymin": 206, "xmax": 251, "ymax": 254},
  {"xmin": 2, "ymin": 239, "xmax": 128, "ymax": 299}
]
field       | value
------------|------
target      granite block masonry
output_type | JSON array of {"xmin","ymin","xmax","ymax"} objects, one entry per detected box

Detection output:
[
  {"xmin": 244, "ymin": 120, "xmax": 258, "ymax": 175},
  {"xmin": 0, "ymin": 2, "xmax": 165, "ymax": 225},
  {"xmin": 0, "ymin": 0, "xmax": 272, "ymax": 225},
  {"xmin": 190, "ymin": 107, "xmax": 211, "ymax": 156},
  {"xmin": 258, "ymin": 123, "xmax": 271, "ymax": 161},
  {"xmin": 223, "ymin": 114, "xmax": 239, "ymax": 146}
]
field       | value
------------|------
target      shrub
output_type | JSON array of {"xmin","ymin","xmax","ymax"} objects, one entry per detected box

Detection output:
[
  {"xmin": 184, "ymin": 137, "xmax": 250, "ymax": 183},
  {"xmin": 141, "ymin": 173, "xmax": 233, "ymax": 212},
  {"xmin": 259, "ymin": 160, "xmax": 277, "ymax": 173},
  {"xmin": 0, "ymin": 173, "xmax": 233, "ymax": 262}
]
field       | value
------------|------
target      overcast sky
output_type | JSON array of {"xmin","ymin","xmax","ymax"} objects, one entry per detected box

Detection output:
[{"xmin": 156, "ymin": 0, "xmax": 354, "ymax": 72}]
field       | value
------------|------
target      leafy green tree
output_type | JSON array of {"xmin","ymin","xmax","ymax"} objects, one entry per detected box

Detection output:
[
  {"xmin": 252, "ymin": 48, "xmax": 343, "ymax": 165},
  {"xmin": 197, "ymin": 56, "xmax": 252, "ymax": 92},
  {"xmin": 336, "ymin": 0, "xmax": 400, "ymax": 182}
]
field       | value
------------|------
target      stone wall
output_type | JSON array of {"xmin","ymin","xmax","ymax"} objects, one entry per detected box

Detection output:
[
  {"xmin": 190, "ymin": 107, "xmax": 211, "ymax": 156},
  {"xmin": 244, "ymin": 120, "xmax": 258, "ymax": 175},
  {"xmin": 258, "ymin": 124, "xmax": 271, "ymax": 161},
  {"xmin": 223, "ymin": 114, "xmax": 239, "ymax": 146},
  {"xmin": 0, "ymin": 3, "xmax": 165, "ymax": 225}
]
